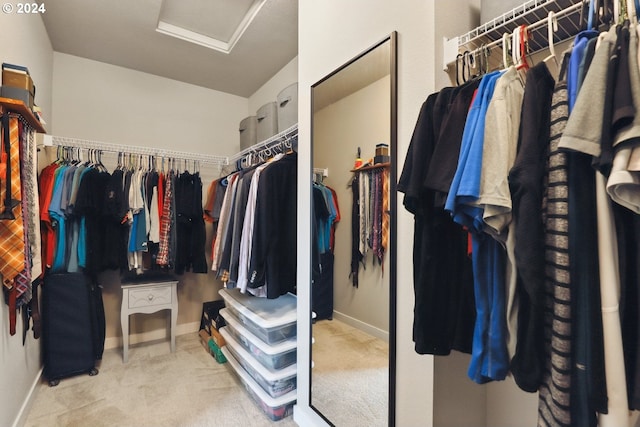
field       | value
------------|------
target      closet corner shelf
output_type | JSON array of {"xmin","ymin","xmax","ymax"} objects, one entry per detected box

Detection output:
[
  {"xmin": 0, "ymin": 97, "xmax": 46, "ymax": 133},
  {"xmin": 442, "ymin": 0, "xmax": 583, "ymax": 70},
  {"xmin": 351, "ymin": 162, "xmax": 390, "ymax": 172}
]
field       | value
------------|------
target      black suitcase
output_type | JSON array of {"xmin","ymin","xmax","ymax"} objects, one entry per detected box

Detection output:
[{"xmin": 42, "ymin": 272, "xmax": 104, "ymax": 386}]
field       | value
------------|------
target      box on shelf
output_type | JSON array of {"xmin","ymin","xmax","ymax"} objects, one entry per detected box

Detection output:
[
  {"xmin": 277, "ymin": 82, "xmax": 298, "ymax": 132},
  {"xmin": 208, "ymin": 339, "xmax": 227, "ymax": 364},
  {"xmin": 220, "ymin": 308, "xmax": 297, "ymax": 370},
  {"xmin": 210, "ymin": 327, "xmax": 226, "ymax": 348},
  {"xmin": 220, "ymin": 326, "xmax": 296, "ymax": 398},
  {"xmin": 199, "ymin": 329, "xmax": 226, "ymax": 364},
  {"xmin": 1, "ymin": 86, "xmax": 33, "ymax": 109},
  {"xmin": 218, "ymin": 288, "xmax": 296, "ymax": 345},
  {"xmin": 221, "ymin": 346, "xmax": 296, "ymax": 421},
  {"xmin": 239, "ymin": 116, "xmax": 257, "ymax": 151},
  {"xmin": 200, "ymin": 300, "xmax": 225, "ymax": 335},
  {"xmin": 256, "ymin": 101, "xmax": 278, "ymax": 142},
  {"xmin": 2, "ymin": 63, "xmax": 35, "ymax": 110}
]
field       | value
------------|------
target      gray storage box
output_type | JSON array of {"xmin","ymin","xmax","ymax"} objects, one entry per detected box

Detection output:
[
  {"xmin": 277, "ymin": 83, "xmax": 298, "ymax": 132},
  {"xmin": 256, "ymin": 102, "xmax": 278, "ymax": 142},
  {"xmin": 1, "ymin": 85, "xmax": 33, "ymax": 109},
  {"xmin": 239, "ymin": 116, "xmax": 257, "ymax": 151}
]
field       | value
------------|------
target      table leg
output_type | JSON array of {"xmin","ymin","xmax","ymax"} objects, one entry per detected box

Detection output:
[
  {"xmin": 121, "ymin": 301, "xmax": 129, "ymax": 363},
  {"xmin": 170, "ymin": 284, "xmax": 177, "ymax": 353}
]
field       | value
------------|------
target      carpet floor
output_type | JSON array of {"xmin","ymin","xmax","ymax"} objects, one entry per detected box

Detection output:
[{"xmin": 23, "ymin": 319, "xmax": 388, "ymax": 427}]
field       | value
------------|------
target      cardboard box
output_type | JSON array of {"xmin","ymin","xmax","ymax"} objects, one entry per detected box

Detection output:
[
  {"xmin": 200, "ymin": 300, "xmax": 225, "ymax": 334},
  {"xmin": 2, "ymin": 69, "xmax": 34, "ymax": 96}
]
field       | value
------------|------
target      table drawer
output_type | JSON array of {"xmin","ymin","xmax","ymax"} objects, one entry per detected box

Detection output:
[{"xmin": 128, "ymin": 285, "xmax": 172, "ymax": 309}]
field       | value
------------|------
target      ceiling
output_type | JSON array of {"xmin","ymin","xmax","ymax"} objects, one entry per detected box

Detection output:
[
  {"xmin": 41, "ymin": 0, "xmax": 298, "ymax": 98},
  {"xmin": 313, "ymin": 39, "xmax": 391, "ymax": 112}
]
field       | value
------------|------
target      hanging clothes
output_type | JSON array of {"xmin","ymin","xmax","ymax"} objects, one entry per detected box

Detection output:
[{"xmin": 174, "ymin": 171, "xmax": 207, "ymax": 274}]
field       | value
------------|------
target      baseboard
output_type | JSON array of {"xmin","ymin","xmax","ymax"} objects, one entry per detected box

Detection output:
[
  {"xmin": 12, "ymin": 367, "xmax": 43, "ymax": 427},
  {"xmin": 104, "ymin": 321, "xmax": 201, "ymax": 350},
  {"xmin": 331, "ymin": 311, "xmax": 389, "ymax": 342}
]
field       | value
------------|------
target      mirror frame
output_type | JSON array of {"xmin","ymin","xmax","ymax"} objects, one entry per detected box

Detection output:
[{"xmin": 307, "ymin": 31, "xmax": 397, "ymax": 427}]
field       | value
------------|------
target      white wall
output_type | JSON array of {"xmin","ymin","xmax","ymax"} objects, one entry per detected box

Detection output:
[
  {"xmin": 313, "ymin": 76, "xmax": 390, "ymax": 336},
  {"xmin": 52, "ymin": 52, "xmax": 247, "ymax": 156},
  {"xmin": 50, "ymin": 53, "xmax": 250, "ymax": 350},
  {"xmin": 0, "ymin": 14, "xmax": 53, "ymax": 427},
  {"xmin": 297, "ymin": 1, "xmax": 436, "ymax": 425},
  {"xmin": 297, "ymin": 1, "xmax": 539, "ymax": 426}
]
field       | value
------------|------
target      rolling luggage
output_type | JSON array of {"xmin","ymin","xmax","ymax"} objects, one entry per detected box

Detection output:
[{"xmin": 42, "ymin": 272, "xmax": 105, "ymax": 386}]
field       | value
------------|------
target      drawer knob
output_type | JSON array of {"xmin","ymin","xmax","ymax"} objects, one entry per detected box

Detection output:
[{"xmin": 148, "ymin": 294, "xmax": 154, "ymax": 301}]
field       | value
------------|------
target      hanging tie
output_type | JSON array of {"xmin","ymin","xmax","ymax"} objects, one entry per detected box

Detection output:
[
  {"xmin": 380, "ymin": 167, "xmax": 389, "ymax": 269},
  {"xmin": 0, "ymin": 115, "xmax": 26, "ymax": 335}
]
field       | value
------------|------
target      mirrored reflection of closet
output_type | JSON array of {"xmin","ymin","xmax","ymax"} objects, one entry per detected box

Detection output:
[{"xmin": 310, "ymin": 32, "xmax": 397, "ymax": 426}]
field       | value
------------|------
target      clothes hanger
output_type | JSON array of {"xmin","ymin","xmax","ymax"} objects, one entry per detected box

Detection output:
[
  {"xmin": 481, "ymin": 44, "xmax": 491, "ymax": 75},
  {"xmin": 511, "ymin": 27, "xmax": 520, "ymax": 68},
  {"xmin": 455, "ymin": 53, "xmax": 463, "ymax": 86},
  {"xmin": 518, "ymin": 25, "xmax": 530, "ymax": 71},
  {"xmin": 502, "ymin": 33, "xmax": 511, "ymax": 69},
  {"xmin": 543, "ymin": 12, "xmax": 560, "ymax": 78}
]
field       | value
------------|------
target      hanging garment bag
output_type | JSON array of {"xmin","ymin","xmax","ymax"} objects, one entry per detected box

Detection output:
[{"xmin": 42, "ymin": 272, "xmax": 104, "ymax": 386}]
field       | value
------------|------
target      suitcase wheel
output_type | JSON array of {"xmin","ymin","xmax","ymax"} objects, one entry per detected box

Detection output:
[
  {"xmin": 89, "ymin": 368, "xmax": 99, "ymax": 376},
  {"xmin": 48, "ymin": 379, "xmax": 60, "ymax": 387}
]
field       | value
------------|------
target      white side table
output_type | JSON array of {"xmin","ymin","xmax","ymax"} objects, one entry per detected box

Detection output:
[{"xmin": 120, "ymin": 280, "xmax": 178, "ymax": 363}]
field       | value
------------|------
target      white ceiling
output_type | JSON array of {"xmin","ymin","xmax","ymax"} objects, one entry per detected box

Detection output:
[{"xmin": 41, "ymin": 0, "xmax": 298, "ymax": 97}]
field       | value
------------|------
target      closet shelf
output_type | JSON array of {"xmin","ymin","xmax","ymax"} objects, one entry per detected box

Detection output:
[
  {"xmin": 443, "ymin": 0, "xmax": 588, "ymax": 70},
  {"xmin": 351, "ymin": 162, "xmax": 390, "ymax": 172},
  {"xmin": 0, "ymin": 97, "xmax": 46, "ymax": 133},
  {"xmin": 43, "ymin": 134, "xmax": 229, "ymax": 166},
  {"xmin": 228, "ymin": 123, "xmax": 298, "ymax": 165}
]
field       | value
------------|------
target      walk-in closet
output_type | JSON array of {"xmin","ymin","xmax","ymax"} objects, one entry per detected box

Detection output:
[{"xmin": 3, "ymin": 1, "xmax": 640, "ymax": 426}]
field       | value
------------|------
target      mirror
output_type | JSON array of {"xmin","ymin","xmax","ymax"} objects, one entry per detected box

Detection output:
[{"xmin": 310, "ymin": 32, "xmax": 397, "ymax": 426}]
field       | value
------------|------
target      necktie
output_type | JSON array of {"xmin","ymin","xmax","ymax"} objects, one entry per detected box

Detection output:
[
  {"xmin": 0, "ymin": 115, "xmax": 26, "ymax": 335},
  {"xmin": 380, "ymin": 167, "xmax": 389, "ymax": 266}
]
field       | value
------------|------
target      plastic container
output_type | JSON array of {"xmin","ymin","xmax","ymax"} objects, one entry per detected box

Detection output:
[
  {"xmin": 256, "ymin": 102, "xmax": 278, "ymax": 142},
  {"xmin": 221, "ymin": 346, "xmax": 296, "ymax": 421},
  {"xmin": 277, "ymin": 82, "xmax": 298, "ymax": 132},
  {"xmin": 220, "ymin": 308, "xmax": 297, "ymax": 370},
  {"xmin": 239, "ymin": 116, "xmax": 257, "ymax": 151},
  {"xmin": 220, "ymin": 326, "xmax": 296, "ymax": 397},
  {"xmin": 218, "ymin": 288, "xmax": 296, "ymax": 344}
]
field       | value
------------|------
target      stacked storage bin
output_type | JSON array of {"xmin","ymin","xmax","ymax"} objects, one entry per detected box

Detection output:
[{"xmin": 218, "ymin": 288, "xmax": 297, "ymax": 421}]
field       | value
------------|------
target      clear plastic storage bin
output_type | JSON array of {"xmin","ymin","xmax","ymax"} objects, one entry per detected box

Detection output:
[
  {"xmin": 221, "ymin": 346, "xmax": 296, "ymax": 421},
  {"xmin": 218, "ymin": 288, "xmax": 296, "ymax": 344},
  {"xmin": 220, "ymin": 308, "xmax": 297, "ymax": 370},
  {"xmin": 220, "ymin": 327, "xmax": 296, "ymax": 398}
]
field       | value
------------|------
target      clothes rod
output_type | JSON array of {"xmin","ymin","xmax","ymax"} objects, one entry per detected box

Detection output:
[
  {"xmin": 228, "ymin": 123, "xmax": 298, "ymax": 164},
  {"xmin": 443, "ymin": 0, "xmax": 592, "ymax": 70},
  {"xmin": 40, "ymin": 134, "xmax": 229, "ymax": 166},
  {"xmin": 313, "ymin": 167, "xmax": 328, "ymax": 177}
]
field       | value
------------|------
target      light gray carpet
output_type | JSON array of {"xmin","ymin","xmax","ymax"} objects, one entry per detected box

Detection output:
[
  {"xmin": 310, "ymin": 319, "xmax": 388, "ymax": 427},
  {"xmin": 23, "ymin": 333, "xmax": 298, "ymax": 427}
]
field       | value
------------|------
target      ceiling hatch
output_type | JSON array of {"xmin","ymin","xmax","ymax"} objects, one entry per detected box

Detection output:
[{"xmin": 156, "ymin": 0, "xmax": 267, "ymax": 54}]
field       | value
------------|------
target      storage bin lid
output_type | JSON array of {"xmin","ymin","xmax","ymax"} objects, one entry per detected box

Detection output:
[
  {"xmin": 219, "ymin": 288, "xmax": 296, "ymax": 328},
  {"xmin": 220, "ymin": 308, "xmax": 297, "ymax": 354},
  {"xmin": 221, "ymin": 346, "xmax": 297, "ymax": 406},
  {"xmin": 220, "ymin": 326, "xmax": 296, "ymax": 381},
  {"xmin": 239, "ymin": 116, "xmax": 257, "ymax": 131}
]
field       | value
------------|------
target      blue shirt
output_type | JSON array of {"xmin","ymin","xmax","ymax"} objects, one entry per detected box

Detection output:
[{"xmin": 445, "ymin": 70, "xmax": 503, "ymax": 231}]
